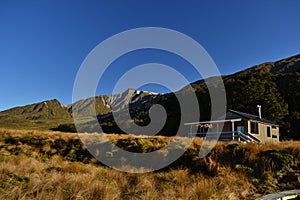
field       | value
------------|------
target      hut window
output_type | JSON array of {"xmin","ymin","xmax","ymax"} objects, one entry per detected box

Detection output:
[
  {"xmin": 250, "ymin": 122, "xmax": 259, "ymax": 134},
  {"xmin": 267, "ymin": 127, "xmax": 271, "ymax": 137},
  {"xmin": 272, "ymin": 135, "xmax": 277, "ymax": 138}
]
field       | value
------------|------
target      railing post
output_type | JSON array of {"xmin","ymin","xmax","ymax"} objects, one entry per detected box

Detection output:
[
  {"xmin": 188, "ymin": 125, "xmax": 193, "ymax": 138},
  {"xmin": 231, "ymin": 121, "xmax": 235, "ymax": 141}
]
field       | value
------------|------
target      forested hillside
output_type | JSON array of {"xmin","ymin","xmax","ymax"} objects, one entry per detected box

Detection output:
[{"xmin": 1, "ymin": 54, "xmax": 300, "ymax": 139}]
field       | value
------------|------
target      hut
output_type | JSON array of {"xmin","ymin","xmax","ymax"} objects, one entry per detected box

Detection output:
[{"xmin": 185, "ymin": 107, "xmax": 279, "ymax": 143}]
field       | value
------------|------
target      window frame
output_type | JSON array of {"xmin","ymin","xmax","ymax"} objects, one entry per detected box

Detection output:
[
  {"xmin": 250, "ymin": 121, "xmax": 259, "ymax": 134},
  {"xmin": 267, "ymin": 126, "xmax": 271, "ymax": 137}
]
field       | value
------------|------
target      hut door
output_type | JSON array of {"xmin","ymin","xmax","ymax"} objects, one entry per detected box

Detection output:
[{"xmin": 237, "ymin": 126, "xmax": 244, "ymax": 133}]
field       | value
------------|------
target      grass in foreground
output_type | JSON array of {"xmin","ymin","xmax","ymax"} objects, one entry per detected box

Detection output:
[{"xmin": 1, "ymin": 128, "xmax": 300, "ymax": 199}]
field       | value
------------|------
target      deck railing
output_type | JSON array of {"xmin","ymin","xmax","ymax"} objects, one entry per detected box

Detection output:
[{"xmin": 188, "ymin": 131, "xmax": 261, "ymax": 143}]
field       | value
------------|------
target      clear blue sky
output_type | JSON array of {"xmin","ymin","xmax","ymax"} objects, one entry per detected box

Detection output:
[{"xmin": 1, "ymin": 0, "xmax": 300, "ymax": 111}]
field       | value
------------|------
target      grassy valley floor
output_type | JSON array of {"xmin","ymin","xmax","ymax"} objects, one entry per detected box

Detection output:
[{"xmin": 0, "ymin": 129, "xmax": 300, "ymax": 199}]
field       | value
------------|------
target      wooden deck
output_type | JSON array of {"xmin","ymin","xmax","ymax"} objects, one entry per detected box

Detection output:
[{"xmin": 188, "ymin": 131, "xmax": 261, "ymax": 143}]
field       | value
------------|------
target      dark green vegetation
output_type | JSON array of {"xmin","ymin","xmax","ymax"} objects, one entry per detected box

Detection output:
[
  {"xmin": 1, "ymin": 129, "xmax": 300, "ymax": 199},
  {"xmin": 0, "ymin": 54, "xmax": 300, "ymax": 139}
]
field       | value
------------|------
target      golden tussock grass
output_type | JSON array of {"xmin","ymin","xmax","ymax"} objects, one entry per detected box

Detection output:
[
  {"xmin": 1, "ymin": 128, "xmax": 300, "ymax": 199},
  {"xmin": 0, "ymin": 154, "xmax": 255, "ymax": 200}
]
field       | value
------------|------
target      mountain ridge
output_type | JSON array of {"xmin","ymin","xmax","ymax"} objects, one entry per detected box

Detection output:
[
  {"xmin": 231, "ymin": 54, "xmax": 300, "ymax": 76},
  {"xmin": 0, "ymin": 88, "xmax": 160, "ymax": 131},
  {"xmin": 1, "ymin": 53, "xmax": 299, "ymax": 114},
  {"xmin": 1, "ymin": 53, "xmax": 300, "ymax": 138}
]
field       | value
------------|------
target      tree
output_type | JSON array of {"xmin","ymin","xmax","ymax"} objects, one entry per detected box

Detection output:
[{"xmin": 226, "ymin": 72, "xmax": 288, "ymax": 126}]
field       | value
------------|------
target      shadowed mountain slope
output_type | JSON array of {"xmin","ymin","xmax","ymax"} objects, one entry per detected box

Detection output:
[{"xmin": 1, "ymin": 54, "xmax": 300, "ymax": 139}]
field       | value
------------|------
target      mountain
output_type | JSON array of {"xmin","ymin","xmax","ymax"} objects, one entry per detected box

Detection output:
[
  {"xmin": 70, "ymin": 88, "xmax": 160, "ymax": 117},
  {"xmin": 0, "ymin": 89, "xmax": 160, "ymax": 131},
  {"xmin": 0, "ymin": 99, "xmax": 72, "ymax": 130},
  {"xmin": 97, "ymin": 54, "xmax": 300, "ymax": 138},
  {"xmin": 0, "ymin": 99, "xmax": 70, "ymax": 120},
  {"xmin": 230, "ymin": 54, "xmax": 300, "ymax": 76},
  {"xmin": 1, "ymin": 53, "xmax": 300, "ymax": 139},
  {"xmin": 201, "ymin": 54, "xmax": 300, "ymax": 139}
]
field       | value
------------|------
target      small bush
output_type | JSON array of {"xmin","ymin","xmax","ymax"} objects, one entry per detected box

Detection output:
[{"xmin": 259, "ymin": 149, "xmax": 293, "ymax": 172}]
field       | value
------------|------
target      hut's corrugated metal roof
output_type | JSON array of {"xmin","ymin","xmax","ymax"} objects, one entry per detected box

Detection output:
[{"xmin": 227, "ymin": 109, "xmax": 277, "ymax": 125}]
